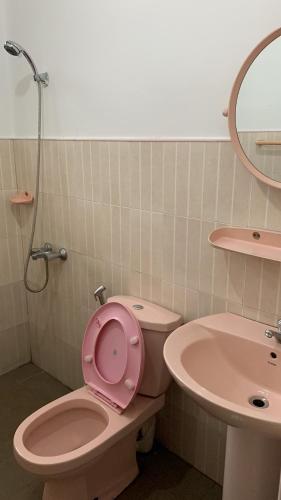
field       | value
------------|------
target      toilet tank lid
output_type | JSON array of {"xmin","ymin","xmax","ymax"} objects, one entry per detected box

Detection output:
[{"xmin": 108, "ymin": 296, "xmax": 183, "ymax": 333}]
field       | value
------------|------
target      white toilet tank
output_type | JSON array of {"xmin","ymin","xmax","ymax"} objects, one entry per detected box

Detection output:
[{"xmin": 108, "ymin": 296, "xmax": 182, "ymax": 398}]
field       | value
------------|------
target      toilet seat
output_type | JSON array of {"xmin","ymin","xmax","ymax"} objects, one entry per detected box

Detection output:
[{"xmin": 82, "ymin": 302, "xmax": 145, "ymax": 413}]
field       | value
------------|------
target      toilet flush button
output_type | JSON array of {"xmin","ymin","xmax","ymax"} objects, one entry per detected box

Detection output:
[
  {"xmin": 84, "ymin": 354, "xmax": 93, "ymax": 363},
  {"xmin": 125, "ymin": 379, "xmax": 135, "ymax": 391},
  {"xmin": 130, "ymin": 336, "xmax": 139, "ymax": 345}
]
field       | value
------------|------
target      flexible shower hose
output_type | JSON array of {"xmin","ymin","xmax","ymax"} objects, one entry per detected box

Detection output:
[{"xmin": 23, "ymin": 80, "xmax": 49, "ymax": 293}]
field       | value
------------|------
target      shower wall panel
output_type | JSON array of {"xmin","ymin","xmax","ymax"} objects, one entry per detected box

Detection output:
[{"xmin": 0, "ymin": 140, "xmax": 29, "ymax": 374}]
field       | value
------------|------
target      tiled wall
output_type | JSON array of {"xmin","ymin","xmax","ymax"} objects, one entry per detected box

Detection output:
[
  {"xmin": 239, "ymin": 131, "xmax": 281, "ymax": 181},
  {"xmin": 0, "ymin": 140, "xmax": 29, "ymax": 375},
  {"xmin": 12, "ymin": 138, "xmax": 281, "ymax": 483}
]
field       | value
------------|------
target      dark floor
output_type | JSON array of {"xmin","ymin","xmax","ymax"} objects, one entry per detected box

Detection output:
[{"xmin": 0, "ymin": 363, "xmax": 222, "ymax": 500}]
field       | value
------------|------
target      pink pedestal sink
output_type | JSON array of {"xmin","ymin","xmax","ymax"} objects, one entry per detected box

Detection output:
[{"xmin": 164, "ymin": 313, "xmax": 281, "ymax": 500}]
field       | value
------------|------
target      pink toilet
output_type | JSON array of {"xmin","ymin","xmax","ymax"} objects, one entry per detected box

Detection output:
[{"xmin": 13, "ymin": 296, "xmax": 182, "ymax": 500}]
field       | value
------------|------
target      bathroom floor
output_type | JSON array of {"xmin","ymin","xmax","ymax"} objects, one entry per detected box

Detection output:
[{"xmin": 0, "ymin": 363, "xmax": 222, "ymax": 500}]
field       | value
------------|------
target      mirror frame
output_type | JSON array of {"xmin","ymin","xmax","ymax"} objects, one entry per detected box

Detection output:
[{"xmin": 228, "ymin": 27, "xmax": 281, "ymax": 189}]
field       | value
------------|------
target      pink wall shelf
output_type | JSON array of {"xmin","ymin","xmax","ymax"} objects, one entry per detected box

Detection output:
[
  {"xmin": 10, "ymin": 192, "xmax": 34, "ymax": 205},
  {"xmin": 209, "ymin": 227, "xmax": 281, "ymax": 262}
]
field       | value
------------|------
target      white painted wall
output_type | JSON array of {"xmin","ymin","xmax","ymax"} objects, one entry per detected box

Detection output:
[
  {"xmin": 0, "ymin": 2, "xmax": 15, "ymax": 137},
  {"xmin": 1, "ymin": 0, "xmax": 281, "ymax": 139}
]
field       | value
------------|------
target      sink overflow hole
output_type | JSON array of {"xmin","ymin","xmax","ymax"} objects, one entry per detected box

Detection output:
[{"xmin": 248, "ymin": 396, "xmax": 269, "ymax": 409}]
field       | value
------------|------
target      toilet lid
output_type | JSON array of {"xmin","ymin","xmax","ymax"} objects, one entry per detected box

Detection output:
[{"xmin": 82, "ymin": 302, "xmax": 145, "ymax": 413}]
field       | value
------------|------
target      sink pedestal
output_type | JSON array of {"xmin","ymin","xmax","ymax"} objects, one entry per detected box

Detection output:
[{"xmin": 223, "ymin": 426, "xmax": 281, "ymax": 500}]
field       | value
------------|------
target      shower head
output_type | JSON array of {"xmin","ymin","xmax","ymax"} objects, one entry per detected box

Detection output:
[
  {"xmin": 4, "ymin": 40, "xmax": 22, "ymax": 57},
  {"xmin": 4, "ymin": 40, "xmax": 49, "ymax": 86}
]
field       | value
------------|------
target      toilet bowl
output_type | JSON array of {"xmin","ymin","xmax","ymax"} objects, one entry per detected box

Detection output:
[{"xmin": 14, "ymin": 296, "xmax": 182, "ymax": 500}]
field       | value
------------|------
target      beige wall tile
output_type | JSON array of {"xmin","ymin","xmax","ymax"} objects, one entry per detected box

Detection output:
[
  {"xmin": 42, "ymin": 141, "xmax": 62, "ymax": 196},
  {"xmin": 267, "ymin": 186, "xmax": 281, "ymax": 231},
  {"xmin": 249, "ymin": 178, "xmax": 267, "ymax": 228},
  {"xmin": 227, "ymin": 301, "xmax": 243, "ymax": 316},
  {"xmin": 185, "ymin": 288, "xmax": 199, "ymax": 322},
  {"xmin": 212, "ymin": 250, "xmax": 228, "ymax": 299},
  {"xmin": 227, "ymin": 253, "xmax": 246, "ymax": 304},
  {"xmin": 186, "ymin": 219, "xmax": 200, "ymax": 289},
  {"xmin": 91, "ymin": 142, "xmax": 102, "ymax": 203},
  {"xmin": 65, "ymin": 141, "xmax": 85, "ymax": 199},
  {"xmin": 101, "ymin": 205, "xmax": 112, "ymax": 262},
  {"xmin": 212, "ymin": 296, "xmax": 227, "ymax": 314},
  {"xmin": 109, "ymin": 142, "xmax": 120, "ymax": 206},
  {"xmin": 0, "ymin": 190, "xmax": 21, "ymax": 238},
  {"xmin": 188, "ymin": 142, "xmax": 204, "ymax": 219},
  {"xmin": 0, "ymin": 323, "xmax": 30, "ymax": 376},
  {"xmin": 69, "ymin": 197, "xmax": 87, "ymax": 254},
  {"xmin": 119, "ymin": 142, "xmax": 130, "ymax": 207},
  {"xmin": 100, "ymin": 142, "xmax": 110, "ymax": 204},
  {"xmin": 111, "ymin": 206, "xmax": 121, "ymax": 266},
  {"xmin": 199, "ymin": 292, "xmax": 212, "ymax": 316},
  {"xmin": 140, "ymin": 210, "xmax": 151, "ymax": 275},
  {"xmin": 216, "ymin": 142, "xmax": 235, "ymax": 224},
  {"xmin": 140, "ymin": 142, "xmax": 151, "ymax": 211},
  {"xmin": 175, "ymin": 142, "xmax": 189, "ymax": 217},
  {"xmin": 0, "ymin": 235, "xmax": 23, "ymax": 285},
  {"xmin": 199, "ymin": 221, "xmax": 215, "ymax": 294},
  {"xmin": 151, "ymin": 212, "xmax": 163, "ymax": 279},
  {"xmin": 202, "ymin": 142, "xmax": 219, "ymax": 221},
  {"xmin": 151, "ymin": 142, "xmax": 164, "ymax": 212},
  {"xmin": 112, "ymin": 265, "xmax": 122, "ymax": 296},
  {"xmin": 120, "ymin": 207, "xmax": 130, "ymax": 267},
  {"xmin": 259, "ymin": 261, "xmax": 280, "ymax": 314},
  {"xmin": 85, "ymin": 201, "xmax": 95, "ymax": 258},
  {"xmin": 151, "ymin": 275, "xmax": 162, "ymax": 303},
  {"xmin": 128, "ymin": 269, "xmax": 141, "ymax": 297},
  {"xmin": 162, "ymin": 214, "xmax": 174, "ymax": 283},
  {"xmin": 243, "ymin": 256, "xmax": 262, "ymax": 310},
  {"xmin": 161, "ymin": 281, "xmax": 173, "ymax": 310},
  {"xmin": 130, "ymin": 209, "xmax": 141, "ymax": 272},
  {"xmin": 13, "ymin": 139, "xmax": 37, "ymax": 193},
  {"xmin": 140, "ymin": 273, "xmax": 152, "ymax": 300},
  {"xmin": 56, "ymin": 140, "xmax": 70, "ymax": 197},
  {"xmin": 232, "ymin": 158, "xmax": 251, "ymax": 226},
  {"xmin": 163, "ymin": 143, "xmax": 176, "ymax": 214},
  {"xmin": 173, "ymin": 285, "xmax": 186, "ymax": 317},
  {"xmin": 82, "ymin": 141, "xmax": 93, "ymax": 201},
  {"xmin": 129, "ymin": 142, "xmax": 140, "ymax": 209},
  {"xmin": 174, "ymin": 217, "xmax": 187, "ymax": 287}
]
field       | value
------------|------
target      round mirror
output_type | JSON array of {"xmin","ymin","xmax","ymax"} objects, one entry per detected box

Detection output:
[{"xmin": 228, "ymin": 28, "xmax": 281, "ymax": 188}]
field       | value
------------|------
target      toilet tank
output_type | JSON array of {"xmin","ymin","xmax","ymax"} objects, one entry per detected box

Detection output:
[{"xmin": 108, "ymin": 296, "xmax": 182, "ymax": 398}]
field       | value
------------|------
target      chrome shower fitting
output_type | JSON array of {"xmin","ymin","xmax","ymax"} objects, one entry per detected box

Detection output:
[
  {"xmin": 34, "ymin": 72, "xmax": 49, "ymax": 87},
  {"xmin": 31, "ymin": 243, "xmax": 68, "ymax": 262},
  {"xmin": 4, "ymin": 40, "xmax": 51, "ymax": 293},
  {"xmin": 4, "ymin": 40, "xmax": 49, "ymax": 86},
  {"xmin": 93, "ymin": 285, "xmax": 107, "ymax": 306}
]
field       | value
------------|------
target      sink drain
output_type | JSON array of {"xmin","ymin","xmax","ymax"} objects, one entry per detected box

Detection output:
[{"xmin": 248, "ymin": 395, "xmax": 269, "ymax": 409}]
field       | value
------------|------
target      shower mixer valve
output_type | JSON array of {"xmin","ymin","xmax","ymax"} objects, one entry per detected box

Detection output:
[{"xmin": 31, "ymin": 243, "xmax": 67, "ymax": 262}]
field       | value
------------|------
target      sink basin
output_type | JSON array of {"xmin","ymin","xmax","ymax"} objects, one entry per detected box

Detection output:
[{"xmin": 164, "ymin": 313, "xmax": 281, "ymax": 500}]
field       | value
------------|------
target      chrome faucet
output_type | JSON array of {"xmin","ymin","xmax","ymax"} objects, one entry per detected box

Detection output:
[
  {"xmin": 31, "ymin": 243, "xmax": 67, "ymax": 262},
  {"xmin": 93, "ymin": 285, "xmax": 106, "ymax": 306},
  {"xmin": 265, "ymin": 319, "xmax": 281, "ymax": 342}
]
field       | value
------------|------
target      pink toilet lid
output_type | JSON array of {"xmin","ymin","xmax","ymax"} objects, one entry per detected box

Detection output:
[{"xmin": 82, "ymin": 302, "xmax": 145, "ymax": 413}]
